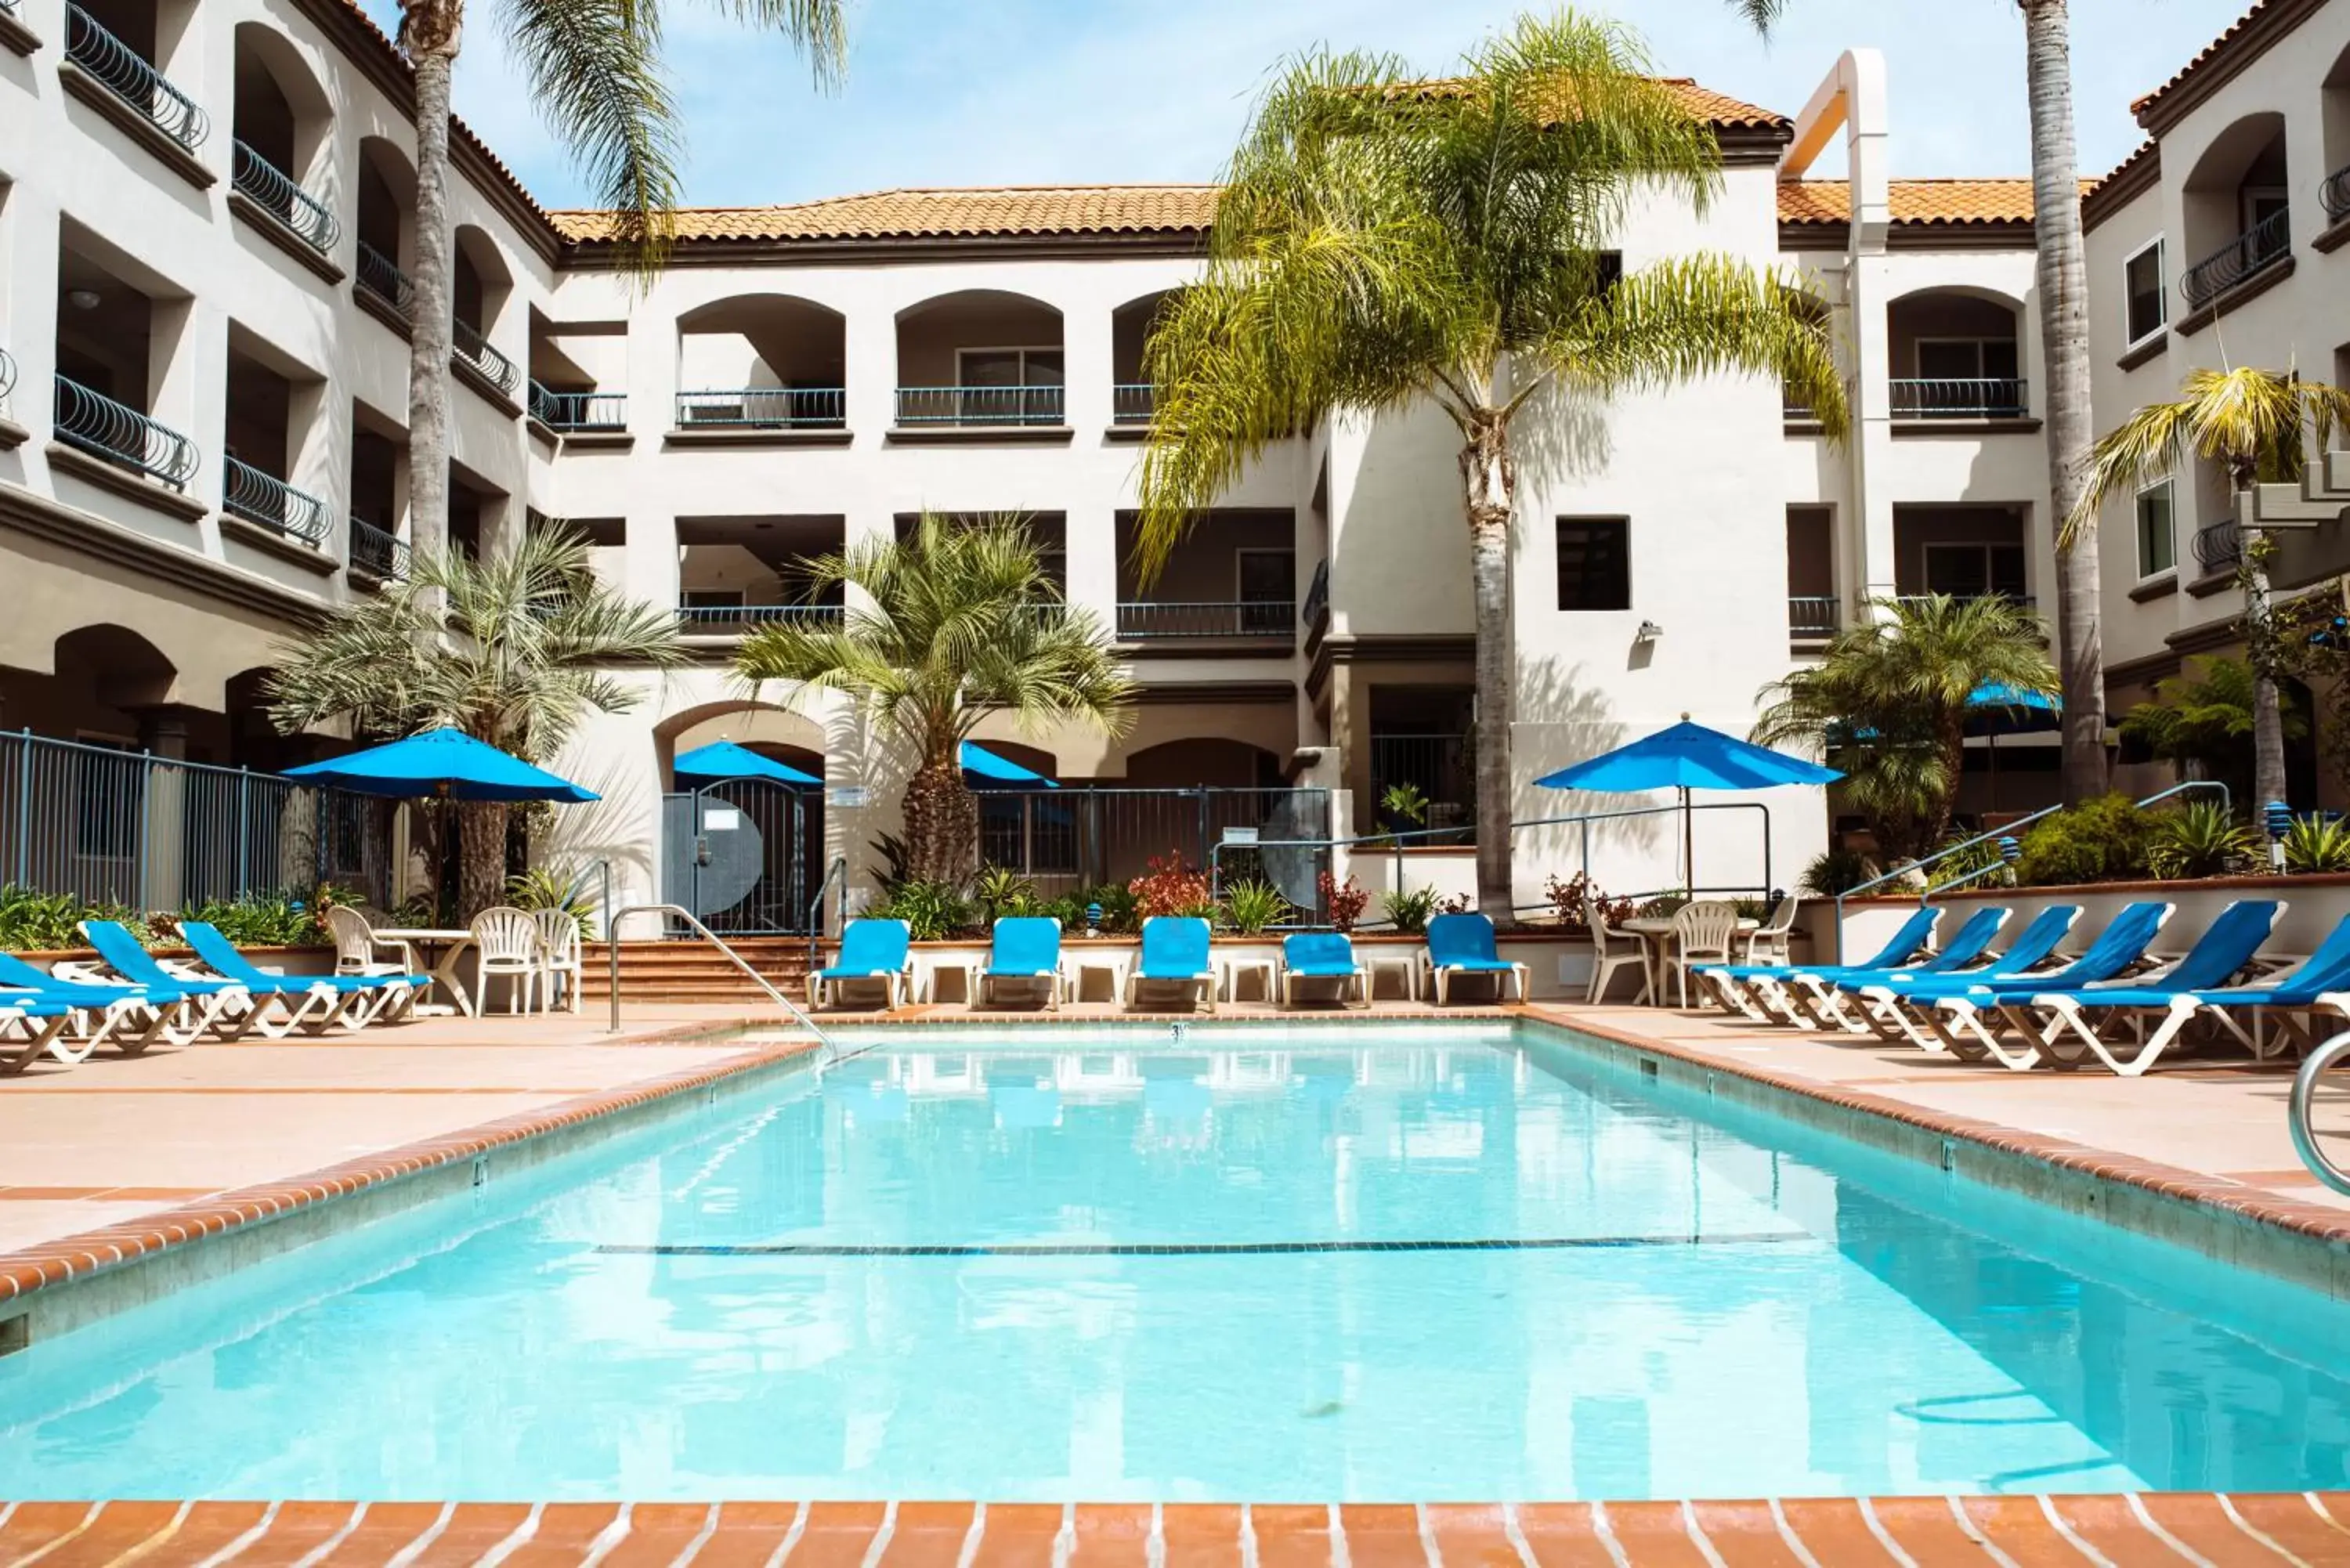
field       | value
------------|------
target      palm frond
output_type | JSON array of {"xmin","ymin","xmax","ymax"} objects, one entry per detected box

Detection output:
[
  {"xmin": 695, "ymin": 0, "xmax": 844, "ymax": 86},
  {"xmin": 1726, "ymin": 0, "xmax": 1788, "ymax": 33},
  {"xmin": 2069, "ymin": 367, "xmax": 2350, "ymax": 546}
]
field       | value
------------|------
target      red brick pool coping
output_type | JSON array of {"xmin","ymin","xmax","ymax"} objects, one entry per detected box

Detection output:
[{"xmin": 2, "ymin": 1495, "xmax": 2347, "ymax": 1563}]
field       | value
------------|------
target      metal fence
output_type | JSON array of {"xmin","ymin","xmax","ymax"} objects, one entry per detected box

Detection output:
[
  {"xmin": 225, "ymin": 456, "xmax": 331, "ymax": 546},
  {"xmin": 1888, "ymin": 377, "xmax": 2028, "ymax": 419},
  {"xmin": 1115, "ymin": 600, "xmax": 1295, "ymax": 639},
  {"xmin": 54, "ymin": 374, "xmax": 198, "ymax": 489},
  {"xmin": 974, "ymin": 786, "xmax": 1333, "ymax": 919},
  {"xmin": 895, "ymin": 385, "xmax": 1065, "ymax": 427},
  {"xmin": 1788, "ymin": 595, "xmax": 1840, "ymax": 638},
  {"xmin": 2182, "ymin": 207, "xmax": 2292, "ymax": 308},
  {"xmin": 1367, "ymin": 735, "xmax": 1475, "ymax": 844},
  {"xmin": 0, "ymin": 730, "xmax": 394, "ymax": 913},
  {"xmin": 355, "ymin": 240, "xmax": 412, "ymax": 318},
  {"xmin": 675, "ymin": 388, "xmax": 845, "ymax": 428},
  {"xmin": 530, "ymin": 384, "xmax": 627, "ymax": 430},
  {"xmin": 64, "ymin": 2, "xmax": 207, "ymax": 147},
  {"xmin": 230, "ymin": 140, "xmax": 338, "ymax": 255},
  {"xmin": 452, "ymin": 320, "xmax": 518, "ymax": 397}
]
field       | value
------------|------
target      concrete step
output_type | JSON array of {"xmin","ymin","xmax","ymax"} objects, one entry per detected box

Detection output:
[{"xmin": 582, "ymin": 941, "xmax": 816, "ymax": 1002}]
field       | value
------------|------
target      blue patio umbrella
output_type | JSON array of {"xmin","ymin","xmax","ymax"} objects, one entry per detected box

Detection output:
[
  {"xmin": 1967, "ymin": 682, "xmax": 2060, "ymax": 811},
  {"xmin": 961, "ymin": 740, "xmax": 1058, "ymax": 789},
  {"xmin": 1535, "ymin": 719, "xmax": 1840, "ymax": 891},
  {"xmin": 283, "ymin": 726, "xmax": 598, "ymax": 802},
  {"xmin": 673, "ymin": 739, "xmax": 821, "ymax": 788}
]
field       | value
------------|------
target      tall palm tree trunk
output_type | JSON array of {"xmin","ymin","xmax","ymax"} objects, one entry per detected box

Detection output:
[
  {"xmin": 2237, "ymin": 503, "xmax": 2290, "ymax": 813},
  {"xmin": 904, "ymin": 751, "xmax": 978, "ymax": 884},
  {"xmin": 399, "ymin": 4, "xmax": 459, "ymax": 594},
  {"xmin": 457, "ymin": 798, "xmax": 508, "ymax": 919},
  {"xmin": 1460, "ymin": 410, "xmax": 1516, "ymax": 923},
  {"xmin": 2021, "ymin": 1, "xmax": 2106, "ymax": 804}
]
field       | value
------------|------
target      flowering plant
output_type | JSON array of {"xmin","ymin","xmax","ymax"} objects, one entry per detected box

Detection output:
[
  {"xmin": 1129, "ymin": 851, "xmax": 1215, "ymax": 919},
  {"xmin": 1318, "ymin": 871, "xmax": 1370, "ymax": 932}
]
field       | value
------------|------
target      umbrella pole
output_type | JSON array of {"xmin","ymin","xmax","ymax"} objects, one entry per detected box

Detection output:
[
  {"xmin": 1681, "ymin": 785, "xmax": 1693, "ymax": 897},
  {"xmin": 1987, "ymin": 734, "xmax": 1998, "ymax": 815}
]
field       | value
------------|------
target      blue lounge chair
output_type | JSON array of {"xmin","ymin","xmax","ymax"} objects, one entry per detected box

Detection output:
[
  {"xmin": 177, "ymin": 921, "xmax": 424, "ymax": 1031},
  {"xmin": 0, "ymin": 950, "xmax": 192, "ymax": 1062},
  {"xmin": 2019, "ymin": 900, "xmax": 2292, "ymax": 1075},
  {"xmin": 1765, "ymin": 906, "xmax": 2009, "ymax": 1029},
  {"xmin": 1830, "ymin": 904, "xmax": 2083, "ymax": 1039},
  {"xmin": 980, "ymin": 917, "xmax": 1064, "ymax": 1009},
  {"xmin": 68, "ymin": 920, "xmax": 256, "ymax": 1040},
  {"xmin": 1281, "ymin": 932, "xmax": 1367, "ymax": 1007},
  {"xmin": 1125, "ymin": 916, "xmax": 1217, "ymax": 1013},
  {"xmin": 808, "ymin": 919, "xmax": 913, "ymax": 1010},
  {"xmin": 2141, "ymin": 912, "xmax": 2350, "ymax": 1063},
  {"xmin": 1697, "ymin": 906, "xmax": 1941, "ymax": 1021},
  {"xmin": 1425, "ymin": 913, "xmax": 1528, "ymax": 1005},
  {"xmin": 1881, "ymin": 900, "xmax": 2174, "ymax": 1059}
]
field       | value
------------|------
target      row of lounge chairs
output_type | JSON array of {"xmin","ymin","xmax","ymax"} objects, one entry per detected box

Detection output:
[
  {"xmin": 0, "ymin": 919, "xmax": 428, "ymax": 1075},
  {"xmin": 1693, "ymin": 897, "xmax": 2350, "ymax": 1075},
  {"xmin": 806, "ymin": 912, "xmax": 1531, "ymax": 1011}
]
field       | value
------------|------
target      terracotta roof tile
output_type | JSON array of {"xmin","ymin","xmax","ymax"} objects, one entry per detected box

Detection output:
[
  {"xmin": 1777, "ymin": 177, "xmax": 2094, "ymax": 227},
  {"xmin": 551, "ymin": 186, "xmax": 1223, "ymax": 245}
]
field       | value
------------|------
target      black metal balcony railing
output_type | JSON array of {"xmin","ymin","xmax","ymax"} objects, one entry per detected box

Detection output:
[
  {"xmin": 1889, "ymin": 377, "xmax": 2029, "ymax": 420},
  {"xmin": 1303, "ymin": 558, "xmax": 1330, "ymax": 628},
  {"xmin": 2193, "ymin": 518, "xmax": 2243, "ymax": 573},
  {"xmin": 64, "ymin": 2, "xmax": 208, "ymax": 149},
  {"xmin": 451, "ymin": 320, "xmax": 517, "ymax": 397},
  {"xmin": 223, "ymin": 456, "xmax": 331, "ymax": 546},
  {"xmin": 1782, "ymin": 392, "xmax": 1815, "ymax": 420},
  {"xmin": 1116, "ymin": 601, "xmax": 1296, "ymax": 640},
  {"xmin": 529, "ymin": 382, "xmax": 626, "ymax": 431},
  {"xmin": 2181, "ymin": 207, "xmax": 2292, "ymax": 309},
  {"xmin": 348, "ymin": 517, "xmax": 408, "ymax": 581},
  {"xmin": 675, "ymin": 603, "xmax": 847, "ymax": 633},
  {"xmin": 1112, "ymin": 383, "xmax": 1157, "ymax": 425},
  {"xmin": 674, "ymin": 387, "xmax": 845, "ymax": 429},
  {"xmin": 2325, "ymin": 165, "xmax": 2350, "ymax": 225},
  {"xmin": 355, "ymin": 240, "xmax": 413, "ymax": 318},
  {"xmin": 230, "ymin": 142, "xmax": 339, "ymax": 255},
  {"xmin": 895, "ymin": 385, "xmax": 1065, "ymax": 427},
  {"xmin": 52, "ymin": 375, "xmax": 198, "ymax": 489},
  {"xmin": 1788, "ymin": 595, "xmax": 1840, "ymax": 637},
  {"xmin": 1895, "ymin": 591, "xmax": 2037, "ymax": 613}
]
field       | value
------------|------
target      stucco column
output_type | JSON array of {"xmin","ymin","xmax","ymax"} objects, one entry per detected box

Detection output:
[
  {"xmin": 1848, "ymin": 251, "xmax": 1900, "ymax": 614},
  {"xmin": 1062, "ymin": 502, "xmax": 1117, "ymax": 630},
  {"xmin": 136, "ymin": 710, "xmax": 190, "ymax": 910},
  {"xmin": 843, "ymin": 305, "xmax": 895, "ymax": 439},
  {"xmin": 2, "ymin": 186, "xmax": 60, "ymax": 462},
  {"xmin": 1060, "ymin": 292, "xmax": 1112, "ymax": 435}
]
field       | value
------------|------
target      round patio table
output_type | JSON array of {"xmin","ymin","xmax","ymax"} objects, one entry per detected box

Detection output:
[
  {"xmin": 1622, "ymin": 915, "xmax": 1757, "ymax": 1007},
  {"xmin": 372, "ymin": 927, "xmax": 479, "ymax": 1017}
]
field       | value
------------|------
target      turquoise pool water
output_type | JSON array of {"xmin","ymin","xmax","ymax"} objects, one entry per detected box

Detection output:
[{"xmin": 2, "ymin": 1021, "xmax": 2347, "ymax": 1501}]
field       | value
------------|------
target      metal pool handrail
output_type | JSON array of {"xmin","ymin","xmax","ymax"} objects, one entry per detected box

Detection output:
[
  {"xmin": 2290, "ymin": 1032, "xmax": 2350, "ymax": 1196},
  {"xmin": 606, "ymin": 901, "xmax": 838, "ymax": 1063}
]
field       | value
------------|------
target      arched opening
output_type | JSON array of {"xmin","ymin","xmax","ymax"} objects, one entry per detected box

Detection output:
[
  {"xmin": 2181, "ymin": 113, "xmax": 2292, "ymax": 309},
  {"xmin": 230, "ymin": 24, "xmax": 335, "ymax": 255},
  {"xmin": 2325, "ymin": 45, "xmax": 2350, "ymax": 225},
  {"xmin": 452, "ymin": 226, "xmax": 517, "ymax": 391},
  {"xmin": 895, "ymin": 289, "xmax": 1065, "ymax": 428},
  {"xmin": 674, "ymin": 293, "xmax": 846, "ymax": 429},
  {"xmin": 1884, "ymin": 287, "xmax": 2024, "ymax": 419},
  {"xmin": 53, "ymin": 623, "xmax": 178, "ymax": 714},
  {"xmin": 655, "ymin": 703, "xmax": 831, "ymax": 933},
  {"xmin": 355, "ymin": 139, "xmax": 416, "ymax": 316},
  {"xmin": 1110, "ymin": 288, "xmax": 1182, "ymax": 424},
  {"xmin": 1123, "ymin": 737, "xmax": 1280, "ymax": 789},
  {"xmin": 66, "ymin": 0, "xmax": 201, "ymax": 143}
]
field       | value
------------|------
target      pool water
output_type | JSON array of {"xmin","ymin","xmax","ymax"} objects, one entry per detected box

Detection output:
[{"xmin": 3, "ymin": 1022, "xmax": 2348, "ymax": 1501}]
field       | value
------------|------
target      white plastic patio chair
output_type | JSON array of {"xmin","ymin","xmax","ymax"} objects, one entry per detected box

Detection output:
[
  {"xmin": 1744, "ymin": 894, "xmax": 1800, "ymax": 965},
  {"xmin": 1585, "ymin": 895, "xmax": 1649, "ymax": 1004},
  {"xmin": 532, "ymin": 908, "xmax": 584, "ymax": 1014},
  {"xmin": 470, "ymin": 905, "xmax": 543, "ymax": 1014},
  {"xmin": 1668, "ymin": 901, "xmax": 1741, "ymax": 1008},
  {"xmin": 325, "ymin": 905, "xmax": 416, "ymax": 980}
]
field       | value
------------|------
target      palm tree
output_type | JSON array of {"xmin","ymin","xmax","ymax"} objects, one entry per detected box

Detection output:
[
  {"xmin": 396, "ymin": 0, "xmax": 845, "ymax": 576},
  {"xmin": 2071, "ymin": 367, "xmax": 2350, "ymax": 816},
  {"xmin": 2118, "ymin": 656, "xmax": 2302, "ymax": 809},
  {"xmin": 1133, "ymin": 13, "xmax": 1847, "ymax": 922},
  {"xmin": 1752, "ymin": 594, "xmax": 2057, "ymax": 859},
  {"xmin": 1734, "ymin": 0, "xmax": 2106, "ymax": 807},
  {"xmin": 264, "ymin": 526, "xmax": 689, "ymax": 916},
  {"xmin": 732, "ymin": 513, "xmax": 1135, "ymax": 884}
]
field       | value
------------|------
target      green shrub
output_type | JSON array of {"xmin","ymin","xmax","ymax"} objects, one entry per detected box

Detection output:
[
  {"xmin": 878, "ymin": 879, "xmax": 972, "ymax": 940},
  {"xmin": 2282, "ymin": 814, "xmax": 2350, "ymax": 873},
  {"xmin": 2145, "ymin": 801, "xmax": 2257, "ymax": 880},
  {"xmin": 179, "ymin": 892, "xmax": 324, "ymax": 948},
  {"xmin": 2015, "ymin": 793, "xmax": 2150, "ymax": 886},
  {"xmin": 1380, "ymin": 885, "xmax": 1441, "ymax": 933},
  {"xmin": 1799, "ymin": 849, "xmax": 1875, "ymax": 897},
  {"xmin": 973, "ymin": 865, "xmax": 1037, "ymax": 923},
  {"xmin": 503, "ymin": 868, "xmax": 593, "ymax": 938},
  {"xmin": 1220, "ymin": 878, "xmax": 1291, "ymax": 934},
  {"xmin": 1923, "ymin": 833, "xmax": 2013, "ymax": 891}
]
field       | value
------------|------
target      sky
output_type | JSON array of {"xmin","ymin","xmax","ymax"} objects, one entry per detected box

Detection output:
[{"xmin": 363, "ymin": 0, "xmax": 2265, "ymax": 212}]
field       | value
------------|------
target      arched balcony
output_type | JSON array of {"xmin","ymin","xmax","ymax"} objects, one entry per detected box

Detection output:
[
  {"xmin": 895, "ymin": 290, "xmax": 1064, "ymax": 429},
  {"xmin": 2324, "ymin": 43, "xmax": 2350, "ymax": 226},
  {"xmin": 353, "ymin": 139, "xmax": 416, "ymax": 324},
  {"xmin": 1884, "ymin": 288, "xmax": 2026, "ymax": 421},
  {"xmin": 451, "ymin": 226, "xmax": 519, "ymax": 399},
  {"xmin": 62, "ymin": 0, "xmax": 204, "ymax": 150},
  {"xmin": 1110, "ymin": 289, "xmax": 1182, "ymax": 425},
  {"xmin": 2179, "ymin": 114, "xmax": 2292, "ymax": 312},
  {"xmin": 673, "ymin": 294, "xmax": 846, "ymax": 431},
  {"xmin": 230, "ymin": 25, "xmax": 338, "ymax": 262}
]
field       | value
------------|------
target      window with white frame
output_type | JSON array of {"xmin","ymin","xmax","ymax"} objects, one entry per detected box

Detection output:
[
  {"xmin": 2124, "ymin": 240, "xmax": 2166, "ymax": 345},
  {"xmin": 954, "ymin": 347, "xmax": 1064, "ymax": 424},
  {"xmin": 2135, "ymin": 479, "xmax": 2175, "ymax": 578}
]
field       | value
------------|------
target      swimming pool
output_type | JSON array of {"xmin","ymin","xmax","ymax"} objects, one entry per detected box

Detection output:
[{"xmin": 2, "ymin": 1021, "xmax": 2345, "ymax": 1501}]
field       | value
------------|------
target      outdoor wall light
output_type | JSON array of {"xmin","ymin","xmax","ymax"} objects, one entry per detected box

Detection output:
[
  {"xmin": 1635, "ymin": 620, "xmax": 1664, "ymax": 641},
  {"xmin": 64, "ymin": 288, "xmax": 101, "ymax": 310}
]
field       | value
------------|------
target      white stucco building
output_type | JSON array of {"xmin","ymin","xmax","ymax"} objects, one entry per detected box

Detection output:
[{"xmin": 2, "ymin": 0, "xmax": 2344, "ymax": 924}]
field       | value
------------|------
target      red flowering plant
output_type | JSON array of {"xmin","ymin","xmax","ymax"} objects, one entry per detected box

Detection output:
[
  {"xmin": 1545, "ymin": 872, "xmax": 1634, "ymax": 935},
  {"xmin": 1318, "ymin": 871, "xmax": 1370, "ymax": 932},
  {"xmin": 1130, "ymin": 851, "xmax": 1216, "ymax": 919}
]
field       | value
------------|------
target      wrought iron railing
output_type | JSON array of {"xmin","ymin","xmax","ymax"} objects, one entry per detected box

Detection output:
[
  {"xmin": 451, "ymin": 319, "xmax": 517, "ymax": 396},
  {"xmin": 223, "ymin": 456, "xmax": 330, "ymax": 545},
  {"xmin": 230, "ymin": 141, "xmax": 338, "ymax": 255},
  {"xmin": 1889, "ymin": 377, "xmax": 2028, "ymax": 419},
  {"xmin": 354, "ymin": 240, "xmax": 412, "ymax": 317},
  {"xmin": 2326, "ymin": 164, "xmax": 2350, "ymax": 225},
  {"xmin": 895, "ymin": 384, "xmax": 1065, "ymax": 427},
  {"xmin": 1788, "ymin": 595, "xmax": 1840, "ymax": 637},
  {"xmin": 2181, "ymin": 207, "xmax": 2292, "ymax": 308},
  {"xmin": 529, "ymin": 382, "xmax": 626, "ymax": 430},
  {"xmin": 674, "ymin": 603, "xmax": 845, "ymax": 632},
  {"xmin": 1112, "ymin": 383, "xmax": 1157, "ymax": 425},
  {"xmin": 52, "ymin": 375, "xmax": 197, "ymax": 489},
  {"xmin": 1115, "ymin": 601, "xmax": 1295, "ymax": 639},
  {"xmin": 347, "ymin": 516, "xmax": 408, "ymax": 580},
  {"xmin": 1894, "ymin": 591, "xmax": 2036, "ymax": 612},
  {"xmin": 64, "ymin": 3, "xmax": 207, "ymax": 149},
  {"xmin": 2193, "ymin": 517, "xmax": 2243, "ymax": 572},
  {"xmin": 1303, "ymin": 558, "xmax": 1329, "ymax": 629},
  {"xmin": 674, "ymin": 387, "xmax": 844, "ymax": 428},
  {"xmin": 1782, "ymin": 392, "xmax": 1815, "ymax": 421}
]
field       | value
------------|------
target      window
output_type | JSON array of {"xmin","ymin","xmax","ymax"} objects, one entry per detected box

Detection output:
[
  {"xmin": 1236, "ymin": 549, "xmax": 1296, "ymax": 634},
  {"xmin": 2124, "ymin": 240, "xmax": 2165, "ymax": 344},
  {"xmin": 2135, "ymin": 479, "xmax": 2175, "ymax": 578},
  {"xmin": 1922, "ymin": 542, "xmax": 2026, "ymax": 601},
  {"xmin": 956, "ymin": 347, "xmax": 1063, "ymax": 424},
  {"xmin": 681, "ymin": 588, "xmax": 744, "ymax": 609},
  {"xmin": 1556, "ymin": 518, "xmax": 1631, "ymax": 610},
  {"xmin": 1914, "ymin": 338, "xmax": 2020, "ymax": 381}
]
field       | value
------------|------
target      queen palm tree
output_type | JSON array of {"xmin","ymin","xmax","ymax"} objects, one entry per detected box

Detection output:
[
  {"xmin": 264, "ymin": 526, "xmax": 689, "ymax": 916},
  {"xmin": 2071, "ymin": 367, "xmax": 2350, "ymax": 816},
  {"xmin": 396, "ymin": 0, "xmax": 845, "ymax": 579},
  {"xmin": 1752, "ymin": 594, "xmax": 2057, "ymax": 860},
  {"xmin": 1133, "ymin": 12, "xmax": 1847, "ymax": 922},
  {"xmin": 732, "ymin": 513, "xmax": 1135, "ymax": 883},
  {"xmin": 1734, "ymin": 0, "xmax": 2107, "ymax": 807}
]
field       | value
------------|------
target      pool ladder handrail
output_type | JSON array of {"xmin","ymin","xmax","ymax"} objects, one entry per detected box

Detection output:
[
  {"xmin": 606, "ymin": 901, "xmax": 843, "ymax": 1064},
  {"xmin": 2290, "ymin": 1031, "xmax": 2350, "ymax": 1196}
]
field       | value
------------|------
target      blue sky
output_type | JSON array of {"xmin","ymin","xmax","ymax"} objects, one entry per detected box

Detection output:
[{"xmin": 373, "ymin": 0, "xmax": 2258, "ymax": 211}]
